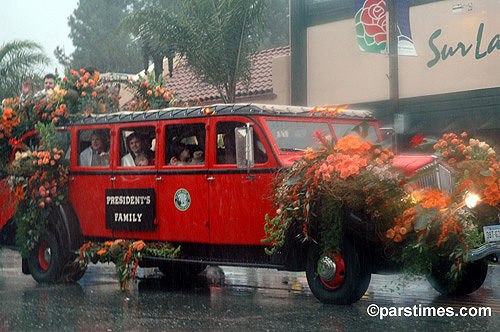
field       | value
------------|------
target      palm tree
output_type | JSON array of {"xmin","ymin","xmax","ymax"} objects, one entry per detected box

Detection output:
[
  {"xmin": 0, "ymin": 40, "xmax": 50, "ymax": 100},
  {"xmin": 175, "ymin": 0, "xmax": 265, "ymax": 103},
  {"xmin": 122, "ymin": 0, "xmax": 265, "ymax": 103}
]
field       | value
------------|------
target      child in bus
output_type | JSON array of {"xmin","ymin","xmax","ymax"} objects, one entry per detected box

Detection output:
[
  {"xmin": 134, "ymin": 153, "xmax": 149, "ymax": 166},
  {"xmin": 189, "ymin": 147, "xmax": 204, "ymax": 164},
  {"xmin": 169, "ymin": 143, "xmax": 190, "ymax": 165}
]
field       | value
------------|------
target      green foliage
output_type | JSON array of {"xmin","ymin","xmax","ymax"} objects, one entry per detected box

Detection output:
[
  {"xmin": 14, "ymin": 199, "xmax": 48, "ymax": 258},
  {"xmin": 262, "ymin": 213, "xmax": 289, "ymax": 255},
  {"xmin": 319, "ymin": 197, "xmax": 344, "ymax": 251},
  {"xmin": 399, "ymin": 241, "xmax": 433, "ymax": 275},
  {"xmin": 120, "ymin": 1, "xmax": 178, "ymax": 81},
  {"xmin": 35, "ymin": 122, "xmax": 59, "ymax": 151},
  {"xmin": 143, "ymin": 243, "xmax": 181, "ymax": 258},
  {"xmin": 257, "ymin": 0, "xmax": 289, "ymax": 51},
  {"xmin": 0, "ymin": 40, "xmax": 49, "ymax": 100},
  {"xmin": 67, "ymin": 0, "xmax": 143, "ymax": 73}
]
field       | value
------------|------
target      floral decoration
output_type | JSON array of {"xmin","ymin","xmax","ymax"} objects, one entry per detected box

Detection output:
[
  {"xmin": 264, "ymin": 130, "xmax": 498, "ymax": 290},
  {"xmin": 126, "ymin": 71, "xmax": 200, "ymax": 111},
  {"xmin": 60, "ymin": 69, "xmax": 119, "ymax": 116},
  {"xmin": 77, "ymin": 240, "xmax": 180, "ymax": 289},
  {"xmin": 0, "ymin": 68, "xmax": 189, "ymax": 271},
  {"xmin": 7, "ymin": 123, "xmax": 68, "ymax": 256}
]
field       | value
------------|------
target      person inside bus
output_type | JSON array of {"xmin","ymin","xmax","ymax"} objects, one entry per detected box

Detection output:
[
  {"xmin": 79, "ymin": 130, "xmax": 110, "ymax": 166},
  {"xmin": 190, "ymin": 147, "xmax": 204, "ymax": 164},
  {"xmin": 121, "ymin": 132, "xmax": 150, "ymax": 166},
  {"xmin": 134, "ymin": 153, "xmax": 149, "ymax": 166},
  {"xmin": 219, "ymin": 129, "xmax": 236, "ymax": 164},
  {"xmin": 169, "ymin": 143, "xmax": 191, "ymax": 165}
]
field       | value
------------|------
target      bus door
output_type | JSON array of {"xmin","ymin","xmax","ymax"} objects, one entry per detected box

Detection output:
[
  {"xmin": 110, "ymin": 124, "xmax": 159, "ymax": 240},
  {"xmin": 207, "ymin": 118, "xmax": 274, "ymax": 245},
  {"xmin": 69, "ymin": 126, "xmax": 114, "ymax": 238},
  {"xmin": 156, "ymin": 120, "xmax": 210, "ymax": 243}
]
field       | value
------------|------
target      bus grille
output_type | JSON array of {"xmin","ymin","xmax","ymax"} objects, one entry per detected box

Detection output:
[{"xmin": 416, "ymin": 161, "xmax": 452, "ymax": 193}]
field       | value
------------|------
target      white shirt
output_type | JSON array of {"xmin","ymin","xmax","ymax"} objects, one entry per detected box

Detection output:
[{"xmin": 120, "ymin": 153, "xmax": 135, "ymax": 166}]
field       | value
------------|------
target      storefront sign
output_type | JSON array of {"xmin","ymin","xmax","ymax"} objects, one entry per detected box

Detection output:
[
  {"xmin": 105, "ymin": 188, "xmax": 156, "ymax": 230},
  {"xmin": 427, "ymin": 23, "xmax": 500, "ymax": 68}
]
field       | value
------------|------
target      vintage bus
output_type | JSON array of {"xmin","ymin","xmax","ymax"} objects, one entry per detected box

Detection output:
[{"xmin": 1, "ymin": 104, "xmax": 497, "ymax": 304}]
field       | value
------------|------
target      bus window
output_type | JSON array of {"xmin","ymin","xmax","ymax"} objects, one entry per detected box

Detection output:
[
  {"xmin": 165, "ymin": 123, "xmax": 206, "ymax": 166},
  {"xmin": 77, "ymin": 129, "xmax": 110, "ymax": 167},
  {"xmin": 119, "ymin": 126, "xmax": 156, "ymax": 167}
]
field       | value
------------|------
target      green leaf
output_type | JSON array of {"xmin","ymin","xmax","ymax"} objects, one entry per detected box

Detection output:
[
  {"xmin": 414, "ymin": 207, "xmax": 437, "ymax": 231},
  {"xmin": 480, "ymin": 169, "xmax": 494, "ymax": 177}
]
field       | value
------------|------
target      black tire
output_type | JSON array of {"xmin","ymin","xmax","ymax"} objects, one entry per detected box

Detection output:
[
  {"xmin": 427, "ymin": 258, "xmax": 488, "ymax": 296},
  {"xmin": 306, "ymin": 240, "xmax": 371, "ymax": 305},
  {"xmin": 59, "ymin": 258, "xmax": 87, "ymax": 283},
  {"xmin": 28, "ymin": 231, "xmax": 63, "ymax": 283}
]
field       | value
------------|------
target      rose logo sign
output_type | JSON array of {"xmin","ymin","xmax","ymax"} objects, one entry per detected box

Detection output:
[
  {"xmin": 355, "ymin": 0, "xmax": 388, "ymax": 53},
  {"xmin": 354, "ymin": 0, "xmax": 417, "ymax": 56}
]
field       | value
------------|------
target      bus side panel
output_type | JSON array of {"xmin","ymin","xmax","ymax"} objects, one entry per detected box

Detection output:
[
  {"xmin": 69, "ymin": 175, "xmax": 113, "ymax": 239},
  {"xmin": 208, "ymin": 171, "xmax": 275, "ymax": 245}
]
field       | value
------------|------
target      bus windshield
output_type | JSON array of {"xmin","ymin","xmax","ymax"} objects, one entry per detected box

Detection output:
[
  {"xmin": 331, "ymin": 123, "xmax": 380, "ymax": 143},
  {"xmin": 266, "ymin": 120, "xmax": 332, "ymax": 151}
]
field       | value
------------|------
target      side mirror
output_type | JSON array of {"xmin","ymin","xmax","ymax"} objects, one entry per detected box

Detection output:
[
  {"xmin": 235, "ymin": 124, "xmax": 254, "ymax": 169},
  {"xmin": 380, "ymin": 127, "xmax": 397, "ymax": 150},
  {"xmin": 380, "ymin": 127, "xmax": 395, "ymax": 141}
]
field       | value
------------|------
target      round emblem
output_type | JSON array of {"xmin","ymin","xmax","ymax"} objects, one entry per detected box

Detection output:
[{"xmin": 174, "ymin": 188, "xmax": 191, "ymax": 211}]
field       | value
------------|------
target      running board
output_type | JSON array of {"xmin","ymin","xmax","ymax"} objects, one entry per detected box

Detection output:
[{"xmin": 140, "ymin": 256, "xmax": 285, "ymax": 270}]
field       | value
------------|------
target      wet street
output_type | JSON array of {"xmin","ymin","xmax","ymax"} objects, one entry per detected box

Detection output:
[{"xmin": 1, "ymin": 248, "xmax": 499, "ymax": 332}]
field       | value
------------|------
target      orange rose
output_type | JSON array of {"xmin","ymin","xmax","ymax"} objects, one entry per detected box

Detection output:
[{"xmin": 386, "ymin": 228, "xmax": 395, "ymax": 239}]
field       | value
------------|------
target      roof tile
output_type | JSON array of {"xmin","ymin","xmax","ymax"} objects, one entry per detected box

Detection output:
[{"xmin": 163, "ymin": 46, "xmax": 290, "ymax": 102}]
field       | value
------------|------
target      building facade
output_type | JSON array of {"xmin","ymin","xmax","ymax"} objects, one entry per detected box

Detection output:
[{"xmin": 290, "ymin": 0, "xmax": 500, "ymax": 143}]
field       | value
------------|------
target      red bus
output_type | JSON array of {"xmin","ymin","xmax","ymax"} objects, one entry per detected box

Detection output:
[{"xmin": 1, "ymin": 104, "xmax": 496, "ymax": 304}]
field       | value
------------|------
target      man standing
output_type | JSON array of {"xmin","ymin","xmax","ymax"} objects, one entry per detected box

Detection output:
[{"xmin": 20, "ymin": 73, "xmax": 56, "ymax": 101}]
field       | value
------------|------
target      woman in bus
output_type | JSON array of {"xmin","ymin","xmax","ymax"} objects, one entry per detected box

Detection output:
[{"xmin": 121, "ymin": 132, "xmax": 149, "ymax": 166}]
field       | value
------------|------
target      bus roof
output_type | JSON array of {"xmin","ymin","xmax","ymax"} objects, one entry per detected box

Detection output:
[{"xmin": 69, "ymin": 103, "xmax": 375, "ymax": 125}]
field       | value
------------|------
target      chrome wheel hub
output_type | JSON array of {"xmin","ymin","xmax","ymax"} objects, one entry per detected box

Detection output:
[
  {"xmin": 43, "ymin": 248, "xmax": 52, "ymax": 265},
  {"xmin": 317, "ymin": 255, "xmax": 337, "ymax": 281}
]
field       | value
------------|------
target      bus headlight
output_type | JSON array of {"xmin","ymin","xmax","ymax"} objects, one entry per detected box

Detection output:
[{"xmin": 465, "ymin": 193, "xmax": 480, "ymax": 209}]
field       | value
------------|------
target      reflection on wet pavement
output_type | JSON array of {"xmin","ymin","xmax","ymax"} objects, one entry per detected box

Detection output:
[{"xmin": 1, "ymin": 248, "xmax": 500, "ymax": 332}]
